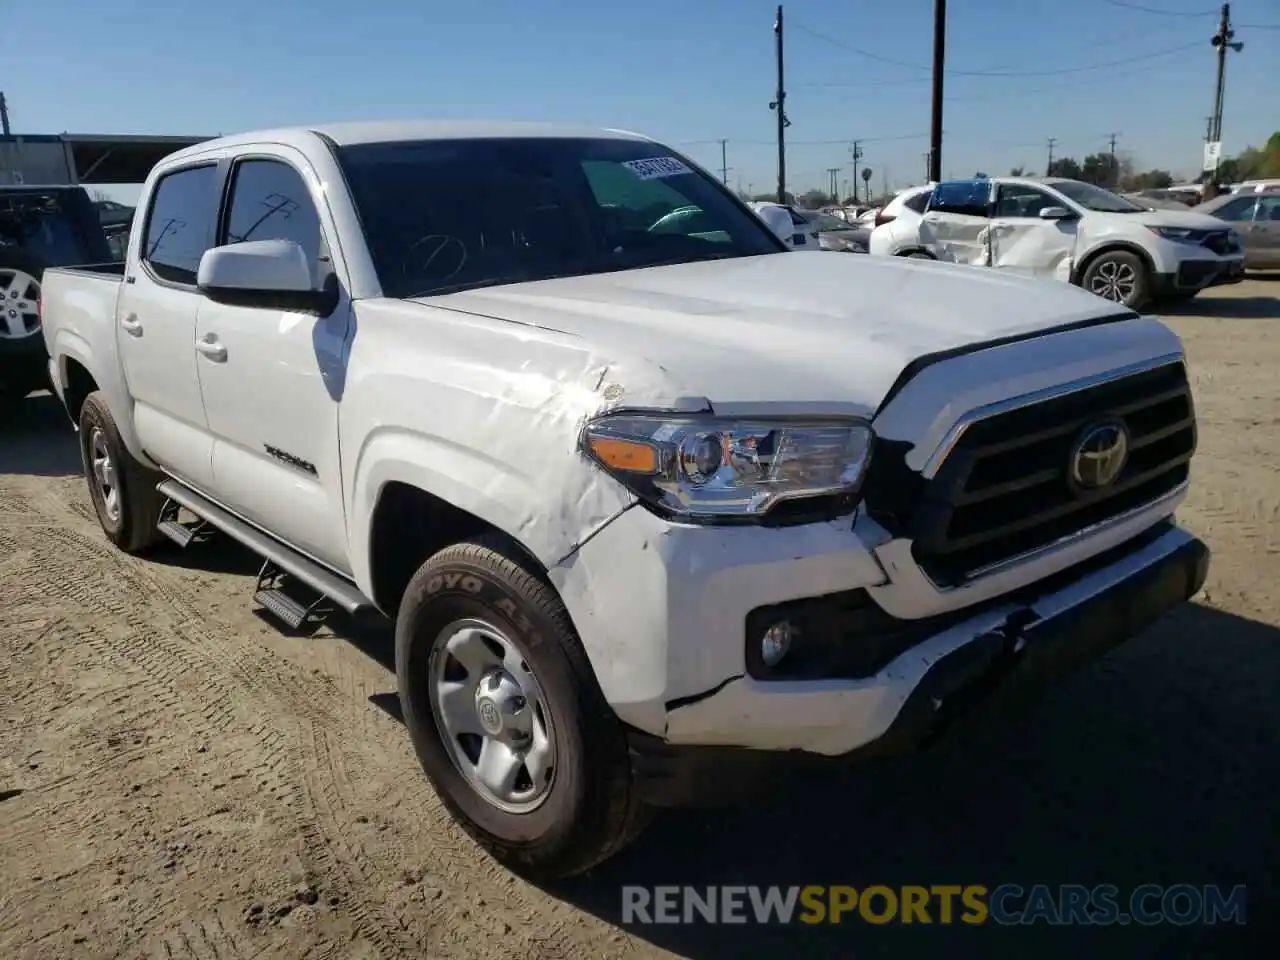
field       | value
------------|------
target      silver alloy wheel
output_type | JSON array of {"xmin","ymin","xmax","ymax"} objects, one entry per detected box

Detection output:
[
  {"xmin": 1088, "ymin": 258, "xmax": 1138, "ymax": 303},
  {"xmin": 429, "ymin": 617, "xmax": 557, "ymax": 813},
  {"xmin": 0, "ymin": 269, "xmax": 40, "ymax": 340},
  {"xmin": 89, "ymin": 427, "xmax": 120, "ymax": 522}
]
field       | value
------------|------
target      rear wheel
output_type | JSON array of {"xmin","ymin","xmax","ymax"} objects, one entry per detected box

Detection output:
[
  {"xmin": 902, "ymin": 251, "xmax": 934, "ymax": 260},
  {"xmin": 1081, "ymin": 250, "xmax": 1150, "ymax": 309},
  {"xmin": 395, "ymin": 535, "xmax": 647, "ymax": 880},
  {"xmin": 78, "ymin": 392, "xmax": 166, "ymax": 554}
]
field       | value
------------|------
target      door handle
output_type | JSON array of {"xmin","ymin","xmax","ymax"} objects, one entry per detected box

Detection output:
[
  {"xmin": 195, "ymin": 335, "xmax": 227, "ymax": 363},
  {"xmin": 120, "ymin": 314, "xmax": 143, "ymax": 336}
]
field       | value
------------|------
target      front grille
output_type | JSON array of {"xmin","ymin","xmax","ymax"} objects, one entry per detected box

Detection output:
[
  {"xmin": 909, "ymin": 362, "xmax": 1196, "ymax": 585},
  {"xmin": 1202, "ymin": 230, "xmax": 1237, "ymax": 256}
]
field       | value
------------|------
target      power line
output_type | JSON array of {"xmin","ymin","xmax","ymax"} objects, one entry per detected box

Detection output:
[
  {"xmin": 789, "ymin": 18, "xmax": 1203, "ymax": 77},
  {"xmin": 1097, "ymin": 1, "xmax": 1215, "ymax": 16},
  {"xmin": 793, "ymin": 20, "xmax": 1194, "ymax": 86}
]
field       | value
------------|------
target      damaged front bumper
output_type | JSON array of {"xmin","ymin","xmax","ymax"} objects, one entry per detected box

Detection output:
[
  {"xmin": 554, "ymin": 502, "xmax": 1207, "ymax": 806},
  {"xmin": 634, "ymin": 524, "xmax": 1207, "ymax": 805}
]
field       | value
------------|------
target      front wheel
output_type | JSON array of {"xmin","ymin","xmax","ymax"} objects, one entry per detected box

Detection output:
[
  {"xmin": 1081, "ymin": 250, "xmax": 1150, "ymax": 309},
  {"xmin": 395, "ymin": 535, "xmax": 647, "ymax": 880}
]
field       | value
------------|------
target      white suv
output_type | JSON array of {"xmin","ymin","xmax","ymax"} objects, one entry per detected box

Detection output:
[
  {"xmin": 866, "ymin": 184, "xmax": 934, "ymax": 258},
  {"xmin": 880, "ymin": 176, "xmax": 1245, "ymax": 308}
]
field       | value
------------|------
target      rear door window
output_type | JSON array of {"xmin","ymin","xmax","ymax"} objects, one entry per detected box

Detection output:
[
  {"xmin": 928, "ymin": 180, "xmax": 993, "ymax": 218},
  {"xmin": 142, "ymin": 164, "xmax": 220, "ymax": 285}
]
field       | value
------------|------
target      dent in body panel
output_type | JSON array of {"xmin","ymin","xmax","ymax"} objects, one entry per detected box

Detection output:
[{"xmin": 340, "ymin": 298, "xmax": 691, "ymax": 596}]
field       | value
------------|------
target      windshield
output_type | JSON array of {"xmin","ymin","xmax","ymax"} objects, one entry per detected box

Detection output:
[
  {"xmin": 1050, "ymin": 180, "xmax": 1147, "ymax": 214},
  {"xmin": 336, "ymin": 137, "xmax": 785, "ymax": 298}
]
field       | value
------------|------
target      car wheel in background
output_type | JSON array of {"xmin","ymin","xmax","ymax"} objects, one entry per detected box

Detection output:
[{"xmin": 1081, "ymin": 250, "xmax": 1150, "ymax": 309}]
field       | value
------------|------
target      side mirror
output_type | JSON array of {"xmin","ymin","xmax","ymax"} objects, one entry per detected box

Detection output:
[
  {"xmin": 757, "ymin": 204, "xmax": 796, "ymax": 243},
  {"xmin": 1038, "ymin": 206, "xmax": 1075, "ymax": 221},
  {"xmin": 197, "ymin": 239, "xmax": 336, "ymax": 313}
]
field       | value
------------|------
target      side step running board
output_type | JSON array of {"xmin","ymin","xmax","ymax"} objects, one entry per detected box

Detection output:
[{"xmin": 155, "ymin": 479, "xmax": 375, "ymax": 616}]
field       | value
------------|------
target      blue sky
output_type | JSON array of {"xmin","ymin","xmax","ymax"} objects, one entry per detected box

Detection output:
[{"xmin": 7, "ymin": 0, "xmax": 1278, "ymax": 201}]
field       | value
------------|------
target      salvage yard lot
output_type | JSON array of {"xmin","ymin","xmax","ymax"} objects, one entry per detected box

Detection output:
[{"xmin": 2, "ymin": 278, "xmax": 1278, "ymax": 960}]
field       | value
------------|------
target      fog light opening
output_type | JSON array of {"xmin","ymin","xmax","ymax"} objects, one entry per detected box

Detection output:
[{"xmin": 761, "ymin": 621, "xmax": 795, "ymax": 668}]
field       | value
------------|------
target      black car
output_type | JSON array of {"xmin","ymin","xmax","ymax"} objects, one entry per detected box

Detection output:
[{"xmin": 1, "ymin": 186, "xmax": 115, "ymax": 402}]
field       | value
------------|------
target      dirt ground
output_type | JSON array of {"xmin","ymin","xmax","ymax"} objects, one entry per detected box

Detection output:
[{"xmin": 2, "ymin": 278, "xmax": 1279, "ymax": 960}]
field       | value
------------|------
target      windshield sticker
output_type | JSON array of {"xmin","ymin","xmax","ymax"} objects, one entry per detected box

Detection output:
[{"xmin": 622, "ymin": 156, "xmax": 693, "ymax": 180}]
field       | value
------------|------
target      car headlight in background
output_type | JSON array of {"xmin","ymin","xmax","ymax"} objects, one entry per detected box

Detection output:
[
  {"xmin": 582, "ymin": 415, "xmax": 874, "ymax": 522},
  {"xmin": 1146, "ymin": 226, "xmax": 1209, "ymax": 243}
]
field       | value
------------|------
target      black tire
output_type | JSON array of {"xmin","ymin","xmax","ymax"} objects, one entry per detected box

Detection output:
[
  {"xmin": 1080, "ymin": 250, "xmax": 1150, "ymax": 309},
  {"xmin": 78, "ymin": 392, "xmax": 166, "ymax": 554},
  {"xmin": 0, "ymin": 249, "xmax": 50, "ymax": 401},
  {"xmin": 902, "ymin": 251, "xmax": 935, "ymax": 260},
  {"xmin": 395, "ymin": 534, "xmax": 647, "ymax": 880}
]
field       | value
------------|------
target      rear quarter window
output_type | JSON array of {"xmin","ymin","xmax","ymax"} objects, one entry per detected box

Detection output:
[{"xmin": 902, "ymin": 191, "xmax": 931, "ymax": 214}]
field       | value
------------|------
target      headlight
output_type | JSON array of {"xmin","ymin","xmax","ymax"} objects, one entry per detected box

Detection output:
[
  {"xmin": 1147, "ymin": 226, "xmax": 1207, "ymax": 243},
  {"xmin": 582, "ymin": 414, "xmax": 874, "ymax": 522}
]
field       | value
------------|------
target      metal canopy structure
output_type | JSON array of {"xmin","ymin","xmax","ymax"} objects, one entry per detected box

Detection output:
[
  {"xmin": 0, "ymin": 132, "xmax": 214, "ymax": 185},
  {"xmin": 64, "ymin": 133, "xmax": 213, "ymax": 183}
]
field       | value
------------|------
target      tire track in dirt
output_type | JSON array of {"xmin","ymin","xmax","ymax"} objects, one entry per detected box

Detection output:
[
  {"xmin": 8, "ymin": 524, "xmax": 428, "ymax": 960},
  {"xmin": 3, "ymin": 500, "xmax": 598, "ymax": 959}
]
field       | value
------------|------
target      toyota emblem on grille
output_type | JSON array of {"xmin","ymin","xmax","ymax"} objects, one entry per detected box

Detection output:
[{"xmin": 1070, "ymin": 421, "xmax": 1129, "ymax": 490}]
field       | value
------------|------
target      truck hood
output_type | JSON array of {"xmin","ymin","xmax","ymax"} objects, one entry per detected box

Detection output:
[{"xmin": 419, "ymin": 253, "xmax": 1131, "ymax": 416}]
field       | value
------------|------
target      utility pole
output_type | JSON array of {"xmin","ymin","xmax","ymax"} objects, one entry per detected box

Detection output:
[
  {"xmin": 826, "ymin": 167, "xmax": 841, "ymax": 204},
  {"xmin": 928, "ymin": 0, "xmax": 947, "ymax": 182},
  {"xmin": 850, "ymin": 140, "xmax": 864, "ymax": 203},
  {"xmin": 0, "ymin": 93, "xmax": 10, "ymax": 137},
  {"xmin": 717, "ymin": 139, "xmax": 731, "ymax": 185},
  {"xmin": 923, "ymin": 151, "xmax": 932, "ymax": 182},
  {"xmin": 770, "ymin": 6, "xmax": 790, "ymax": 203},
  {"xmin": 1046, "ymin": 137, "xmax": 1057, "ymax": 176},
  {"xmin": 1209, "ymin": 3, "xmax": 1242, "ymax": 186},
  {"xmin": 1107, "ymin": 132, "xmax": 1119, "ymax": 187}
]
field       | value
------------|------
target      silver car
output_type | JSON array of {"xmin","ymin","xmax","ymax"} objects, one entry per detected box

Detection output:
[
  {"xmin": 794, "ymin": 209, "xmax": 870, "ymax": 253},
  {"xmin": 1195, "ymin": 191, "xmax": 1280, "ymax": 270}
]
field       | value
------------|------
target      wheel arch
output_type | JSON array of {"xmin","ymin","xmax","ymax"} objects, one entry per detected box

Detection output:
[{"xmin": 1071, "ymin": 241, "xmax": 1156, "ymax": 287}]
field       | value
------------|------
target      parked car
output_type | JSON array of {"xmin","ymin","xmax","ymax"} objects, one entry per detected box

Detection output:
[
  {"xmin": 1194, "ymin": 191, "xmax": 1280, "ymax": 270},
  {"xmin": 0, "ymin": 185, "xmax": 115, "ymax": 403},
  {"xmin": 1225, "ymin": 179, "xmax": 1280, "ymax": 196},
  {"xmin": 878, "ymin": 176, "xmax": 1244, "ymax": 308},
  {"xmin": 794, "ymin": 208, "xmax": 869, "ymax": 252},
  {"xmin": 748, "ymin": 201, "xmax": 821, "ymax": 250},
  {"xmin": 43, "ymin": 120, "xmax": 1208, "ymax": 880},
  {"xmin": 866, "ymin": 184, "xmax": 934, "ymax": 257},
  {"xmin": 94, "ymin": 199, "xmax": 137, "ymax": 230}
]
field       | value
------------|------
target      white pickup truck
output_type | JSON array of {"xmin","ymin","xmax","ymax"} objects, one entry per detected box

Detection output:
[{"xmin": 41, "ymin": 121, "xmax": 1209, "ymax": 879}]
